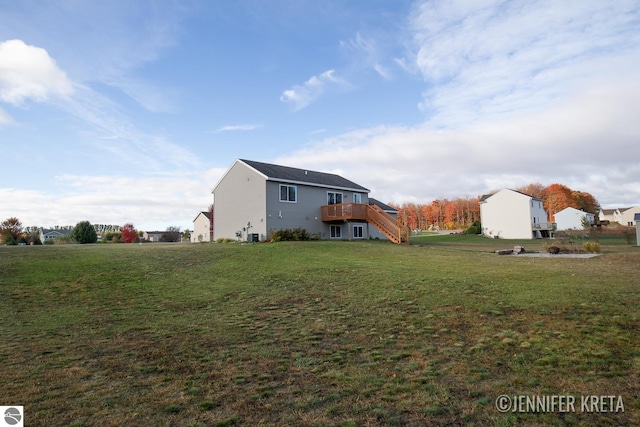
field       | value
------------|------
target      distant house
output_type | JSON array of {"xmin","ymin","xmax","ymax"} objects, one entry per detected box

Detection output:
[
  {"xmin": 479, "ymin": 189, "xmax": 555, "ymax": 239},
  {"xmin": 191, "ymin": 211, "xmax": 213, "ymax": 242},
  {"xmin": 554, "ymin": 207, "xmax": 595, "ymax": 231},
  {"xmin": 599, "ymin": 206, "xmax": 640, "ymax": 226},
  {"xmin": 599, "ymin": 208, "xmax": 617, "ymax": 224},
  {"xmin": 143, "ymin": 231, "xmax": 165, "ymax": 242},
  {"xmin": 40, "ymin": 228, "xmax": 72, "ymax": 244},
  {"xmin": 619, "ymin": 206, "xmax": 640, "ymax": 227},
  {"xmin": 211, "ymin": 159, "xmax": 407, "ymax": 243}
]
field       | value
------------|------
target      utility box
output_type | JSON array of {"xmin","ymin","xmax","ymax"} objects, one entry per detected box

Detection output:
[{"xmin": 250, "ymin": 233, "xmax": 259, "ymax": 243}]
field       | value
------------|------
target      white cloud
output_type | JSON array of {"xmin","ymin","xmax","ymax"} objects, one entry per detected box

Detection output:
[
  {"xmin": 276, "ymin": 76, "xmax": 640, "ymax": 207},
  {"xmin": 407, "ymin": 0, "xmax": 640, "ymax": 127},
  {"xmin": 280, "ymin": 70, "xmax": 346, "ymax": 111},
  {"xmin": 340, "ymin": 32, "xmax": 393, "ymax": 80},
  {"xmin": 0, "ymin": 168, "xmax": 227, "ymax": 230},
  {"xmin": 0, "ymin": 39, "xmax": 74, "ymax": 105},
  {"xmin": 0, "ymin": 107, "xmax": 13, "ymax": 125},
  {"xmin": 215, "ymin": 124, "xmax": 261, "ymax": 132}
]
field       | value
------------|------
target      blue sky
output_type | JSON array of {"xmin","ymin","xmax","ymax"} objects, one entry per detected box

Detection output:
[{"xmin": 1, "ymin": 0, "xmax": 639, "ymax": 231}]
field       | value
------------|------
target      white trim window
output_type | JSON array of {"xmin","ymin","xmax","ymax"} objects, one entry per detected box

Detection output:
[
  {"xmin": 280, "ymin": 184, "xmax": 297, "ymax": 203},
  {"xmin": 353, "ymin": 193, "xmax": 362, "ymax": 204},
  {"xmin": 327, "ymin": 192, "xmax": 343, "ymax": 205},
  {"xmin": 353, "ymin": 224, "xmax": 364, "ymax": 239},
  {"xmin": 330, "ymin": 225, "xmax": 342, "ymax": 238}
]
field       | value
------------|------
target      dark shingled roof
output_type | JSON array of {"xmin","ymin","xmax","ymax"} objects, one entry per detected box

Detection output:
[
  {"xmin": 369, "ymin": 197, "xmax": 397, "ymax": 212},
  {"xmin": 240, "ymin": 159, "xmax": 369, "ymax": 192}
]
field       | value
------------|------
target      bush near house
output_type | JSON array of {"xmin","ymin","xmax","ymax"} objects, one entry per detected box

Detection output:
[{"xmin": 269, "ymin": 227, "xmax": 311, "ymax": 242}]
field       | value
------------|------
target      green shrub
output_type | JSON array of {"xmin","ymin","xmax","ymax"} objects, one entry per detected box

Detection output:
[
  {"xmin": 269, "ymin": 228, "xmax": 310, "ymax": 242},
  {"xmin": 72, "ymin": 221, "xmax": 97, "ymax": 244},
  {"xmin": 103, "ymin": 231, "xmax": 122, "ymax": 243},
  {"xmin": 464, "ymin": 221, "xmax": 481, "ymax": 235},
  {"xmin": 583, "ymin": 241, "xmax": 600, "ymax": 253},
  {"xmin": 216, "ymin": 238, "xmax": 234, "ymax": 243},
  {"xmin": 53, "ymin": 235, "xmax": 75, "ymax": 245}
]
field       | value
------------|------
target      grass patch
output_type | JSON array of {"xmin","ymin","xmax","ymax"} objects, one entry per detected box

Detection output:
[{"xmin": 0, "ymin": 238, "xmax": 638, "ymax": 425}]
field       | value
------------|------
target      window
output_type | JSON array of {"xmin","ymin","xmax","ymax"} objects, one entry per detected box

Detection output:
[
  {"xmin": 353, "ymin": 193, "xmax": 362, "ymax": 204},
  {"xmin": 330, "ymin": 225, "xmax": 342, "ymax": 238},
  {"xmin": 353, "ymin": 224, "xmax": 364, "ymax": 239},
  {"xmin": 327, "ymin": 192, "xmax": 343, "ymax": 205},
  {"xmin": 280, "ymin": 185, "xmax": 297, "ymax": 202}
]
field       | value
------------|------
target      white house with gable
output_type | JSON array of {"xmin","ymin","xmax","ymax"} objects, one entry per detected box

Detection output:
[
  {"xmin": 554, "ymin": 207, "xmax": 595, "ymax": 230},
  {"xmin": 191, "ymin": 211, "xmax": 212, "ymax": 242},
  {"xmin": 480, "ymin": 189, "xmax": 555, "ymax": 239}
]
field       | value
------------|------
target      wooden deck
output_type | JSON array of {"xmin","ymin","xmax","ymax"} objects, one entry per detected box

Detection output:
[
  {"xmin": 320, "ymin": 203, "xmax": 409, "ymax": 244},
  {"xmin": 320, "ymin": 203, "xmax": 368, "ymax": 221}
]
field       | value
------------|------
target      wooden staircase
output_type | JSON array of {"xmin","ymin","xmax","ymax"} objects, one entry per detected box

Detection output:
[
  {"xmin": 366, "ymin": 204, "xmax": 409, "ymax": 244},
  {"xmin": 320, "ymin": 203, "xmax": 409, "ymax": 244}
]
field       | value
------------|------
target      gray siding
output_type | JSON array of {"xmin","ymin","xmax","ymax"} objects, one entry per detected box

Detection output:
[
  {"xmin": 213, "ymin": 161, "xmax": 267, "ymax": 241},
  {"xmin": 265, "ymin": 181, "xmax": 369, "ymax": 239}
]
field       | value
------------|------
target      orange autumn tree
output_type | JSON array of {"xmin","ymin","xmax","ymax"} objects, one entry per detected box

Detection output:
[
  {"xmin": 516, "ymin": 183, "xmax": 600, "ymax": 221},
  {"xmin": 391, "ymin": 197, "xmax": 480, "ymax": 231}
]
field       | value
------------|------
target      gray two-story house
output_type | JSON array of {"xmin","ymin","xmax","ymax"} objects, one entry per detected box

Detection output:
[{"xmin": 211, "ymin": 159, "xmax": 407, "ymax": 243}]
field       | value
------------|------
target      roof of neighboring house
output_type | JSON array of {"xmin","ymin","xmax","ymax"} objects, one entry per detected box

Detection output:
[
  {"xmin": 600, "ymin": 208, "xmax": 616, "ymax": 215},
  {"xmin": 369, "ymin": 198, "xmax": 397, "ymax": 212},
  {"xmin": 479, "ymin": 188, "xmax": 542, "ymax": 203},
  {"xmin": 238, "ymin": 159, "xmax": 370, "ymax": 192},
  {"xmin": 41, "ymin": 229, "xmax": 72, "ymax": 236},
  {"xmin": 193, "ymin": 211, "xmax": 213, "ymax": 222},
  {"xmin": 556, "ymin": 207, "xmax": 594, "ymax": 215}
]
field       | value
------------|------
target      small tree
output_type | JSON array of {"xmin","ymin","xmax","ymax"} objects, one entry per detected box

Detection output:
[
  {"xmin": 1, "ymin": 217, "xmax": 23, "ymax": 244},
  {"xmin": 120, "ymin": 223, "xmax": 139, "ymax": 243},
  {"xmin": 72, "ymin": 221, "xmax": 98, "ymax": 244},
  {"xmin": 160, "ymin": 226, "xmax": 181, "ymax": 242}
]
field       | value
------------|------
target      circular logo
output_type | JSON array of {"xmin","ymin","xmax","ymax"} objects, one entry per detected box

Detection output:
[
  {"xmin": 4, "ymin": 407, "xmax": 22, "ymax": 425},
  {"xmin": 495, "ymin": 395, "xmax": 512, "ymax": 413}
]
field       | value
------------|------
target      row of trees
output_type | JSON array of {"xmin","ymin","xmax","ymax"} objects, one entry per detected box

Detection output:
[
  {"xmin": 390, "ymin": 197, "xmax": 480, "ymax": 231},
  {"xmin": 389, "ymin": 183, "xmax": 601, "ymax": 231},
  {"xmin": 1, "ymin": 217, "xmax": 184, "ymax": 245}
]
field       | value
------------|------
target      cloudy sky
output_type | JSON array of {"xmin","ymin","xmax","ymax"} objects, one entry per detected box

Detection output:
[{"xmin": 1, "ymin": 1, "xmax": 639, "ymax": 230}]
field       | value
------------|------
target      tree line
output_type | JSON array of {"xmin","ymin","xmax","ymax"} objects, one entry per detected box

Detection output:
[
  {"xmin": 389, "ymin": 183, "xmax": 600, "ymax": 231},
  {"xmin": 1, "ymin": 218, "xmax": 185, "ymax": 245}
]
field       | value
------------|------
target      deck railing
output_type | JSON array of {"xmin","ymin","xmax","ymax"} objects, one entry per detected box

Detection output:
[
  {"xmin": 532, "ymin": 222, "xmax": 557, "ymax": 231},
  {"xmin": 320, "ymin": 203, "xmax": 408, "ymax": 244}
]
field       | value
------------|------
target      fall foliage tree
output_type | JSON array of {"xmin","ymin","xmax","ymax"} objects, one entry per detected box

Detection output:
[
  {"xmin": 1, "ymin": 217, "xmax": 23, "ymax": 245},
  {"xmin": 516, "ymin": 183, "xmax": 600, "ymax": 221},
  {"xmin": 120, "ymin": 223, "xmax": 139, "ymax": 243},
  {"xmin": 390, "ymin": 182, "xmax": 598, "ymax": 232}
]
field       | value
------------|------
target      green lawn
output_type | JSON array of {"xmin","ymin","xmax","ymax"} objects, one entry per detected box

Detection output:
[{"xmin": 1, "ymin": 238, "xmax": 638, "ymax": 426}]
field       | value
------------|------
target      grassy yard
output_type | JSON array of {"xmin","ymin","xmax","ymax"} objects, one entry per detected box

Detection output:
[{"xmin": 1, "ymin": 237, "xmax": 638, "ymax": 426}]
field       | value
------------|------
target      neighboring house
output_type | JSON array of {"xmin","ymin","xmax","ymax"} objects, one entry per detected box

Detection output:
[
  {"xmin": 191, "ymin": 211, "xmax": 213, "ymax": 242},
  {"xmin": 479, "ymin": 189, "xmax": 555, "ymax": 239},
  {"xmin": 619, "ymin": 206, "xmax": 640, "ymax": 227},
  {"xmin": 211, "ymin": 159, "xmax": 407, "ymax": 243},
  {"xmin": 599, "ymin": 208, "xmax": 617, "ymax": 224},
  {"xmin": 143, "ymin": 231, "xmax": 165, "ymax": 242},
  {"xmin": 599, "ymin": 206, "xmax": 640, "ymax": 226},
  {"xmin": 554, "ymin": 207, "xmax": 595, "ymax": 230},
  {"xmin": 40, "ymin": 228, "xmax": 72, "ymax": 244}
]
